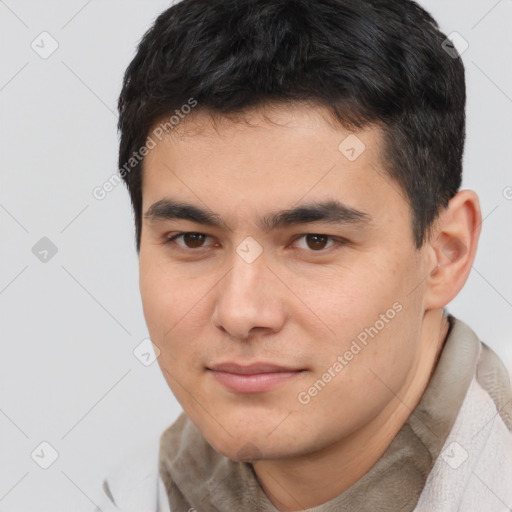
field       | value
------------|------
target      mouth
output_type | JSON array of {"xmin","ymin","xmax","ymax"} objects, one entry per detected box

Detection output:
[{"xmin": 207, "ymin": 361, "xmax": 306, "ymax": 393}]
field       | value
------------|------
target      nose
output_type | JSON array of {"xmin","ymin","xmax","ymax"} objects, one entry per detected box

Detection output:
[{"xmin": 211, "ymin": 248, "xmax": 287, "ymax": 340}]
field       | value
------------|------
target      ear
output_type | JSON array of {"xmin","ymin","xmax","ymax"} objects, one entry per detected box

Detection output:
[{"xmin": 423, "ymin": 190, "xmax": 482, "ymax": 310}]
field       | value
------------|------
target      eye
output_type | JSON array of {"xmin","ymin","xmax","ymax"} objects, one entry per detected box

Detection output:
[
  {"xmin": 166, "ymin": 232, "xmax": 213, "ymax": 249},
  {"xmin": 292, "ymin": 234, "xmax": 338, "ymax": 252}
]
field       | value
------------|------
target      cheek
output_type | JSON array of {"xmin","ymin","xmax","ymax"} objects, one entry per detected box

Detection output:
[
  {"xmin": 139, "ymin": 262, "xmax": 168, "ymax": 342},
  {"xmin": 287, "ymin": 257, "xmax": 405, "ymax": 342},
  {"xmin": 140, "ymin": 252, "xmax": 201, "ymax": 334},
  {"xmin": 295, "ymin": 307, "xmax": 419, "ymax": 443},
  {"xmin": 139, "ymin": 257, "xmax": 218, "ymax": 378},
  {"xmin": 294, "ymin": 254, "xmax": 420, "ymax": 400},
  {"xmin": 139, "ymin": 263, "xmax": 183, "ymax": 363},
  {"xmin": 139, "ymin": 269, "xmax": 206, "ymax": 406}
]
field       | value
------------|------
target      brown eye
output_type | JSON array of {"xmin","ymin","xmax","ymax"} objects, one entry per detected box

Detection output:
[
  {"xmin": 305, "ymin": 234, "xmax": 330, "ymax": 251},
  {"xmin": 164, "ymin": 231, "xmax": 221, "ymax": 254},
  {"xmin": 181, "ymin": 233, "xmax": 207, "ymax": 248}
]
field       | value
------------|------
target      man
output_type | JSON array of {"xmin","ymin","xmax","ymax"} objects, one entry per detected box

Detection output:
[{"xmin": 96, "ymin": 0, "xmax": 512, "ymax": 510}]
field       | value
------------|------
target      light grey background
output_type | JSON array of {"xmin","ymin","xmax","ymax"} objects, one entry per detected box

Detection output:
[{"xmin": 0, "ymin": 1, "xmax": 511, "ymax": 510}]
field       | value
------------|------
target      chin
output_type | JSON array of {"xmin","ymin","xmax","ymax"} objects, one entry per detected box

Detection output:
[
  {"xmin": 188, "ymin": 402, "xmax": 306, "ymax": 459},
  {"xmin": 206, "ymin": 428, "xmax": 301, "ymax": 463}
]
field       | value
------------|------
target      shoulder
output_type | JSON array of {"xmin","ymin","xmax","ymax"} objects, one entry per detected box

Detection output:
[
  {"xmin": 415, "ymin": 317, "xmax": 512, "ymax": 511},
  {"xmin": 476, "ymin": 338, "xmax": 512, "ymax": 430},
  {"xmin": 92, "ymin": 437, "xmax": 171, "ymax": 512}
]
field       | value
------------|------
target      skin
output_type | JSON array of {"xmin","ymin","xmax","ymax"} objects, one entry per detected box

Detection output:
[{"xmin": 138, "ymin": 103, "xmax": 481, "ymax": 511}]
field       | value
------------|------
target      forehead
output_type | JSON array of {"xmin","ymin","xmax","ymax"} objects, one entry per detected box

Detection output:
[
  {"xmin": 141, "ymin": 104, "xmax": 409, "ymax": 233},
  {"xmin": 150, "ymin": 103, "xmax": 380, "ymax": 156},
  {"xmin": 145, "ymin": 104, "xmax": 380, "ymax": 181}
]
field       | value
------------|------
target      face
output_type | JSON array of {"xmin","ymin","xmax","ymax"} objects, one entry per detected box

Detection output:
[{"xmin": 139, "ymin": 104, "xmax": 432, "ymax": 462}]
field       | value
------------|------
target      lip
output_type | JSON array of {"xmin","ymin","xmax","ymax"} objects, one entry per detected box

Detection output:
[
  {"xmin": 207, "ymin": 362, "xmax": 305, "ymax": 393},
  {"xmin": 209, "ymin": 362, "xmax": 302, "ymax": 374}
]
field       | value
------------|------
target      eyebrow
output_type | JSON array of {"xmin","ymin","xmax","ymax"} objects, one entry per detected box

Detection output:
[{"xmin": 143, "ymin": 198, "xmax": 372, "ymax": 232}]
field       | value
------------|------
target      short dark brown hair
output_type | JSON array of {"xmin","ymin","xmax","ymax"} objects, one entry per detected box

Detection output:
[{"xmin": 118, "ymin": 0, "xmax": 466, "ymax": 251}]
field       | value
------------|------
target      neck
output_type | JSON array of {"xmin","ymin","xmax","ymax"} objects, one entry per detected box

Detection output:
[{"xmin": 252, "ymin": 309, "xmax": 450, "ymax": 511}]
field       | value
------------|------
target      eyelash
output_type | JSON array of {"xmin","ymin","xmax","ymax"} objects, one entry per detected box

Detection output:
[{"xmin": 164, "ymin": 232, "xmax": 348, "ymax": 254}]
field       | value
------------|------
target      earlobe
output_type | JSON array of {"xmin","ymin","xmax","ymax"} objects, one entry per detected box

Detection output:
[{"xmin": 424, "ymin": 190, "xmax": 482, "ymax": 310}]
